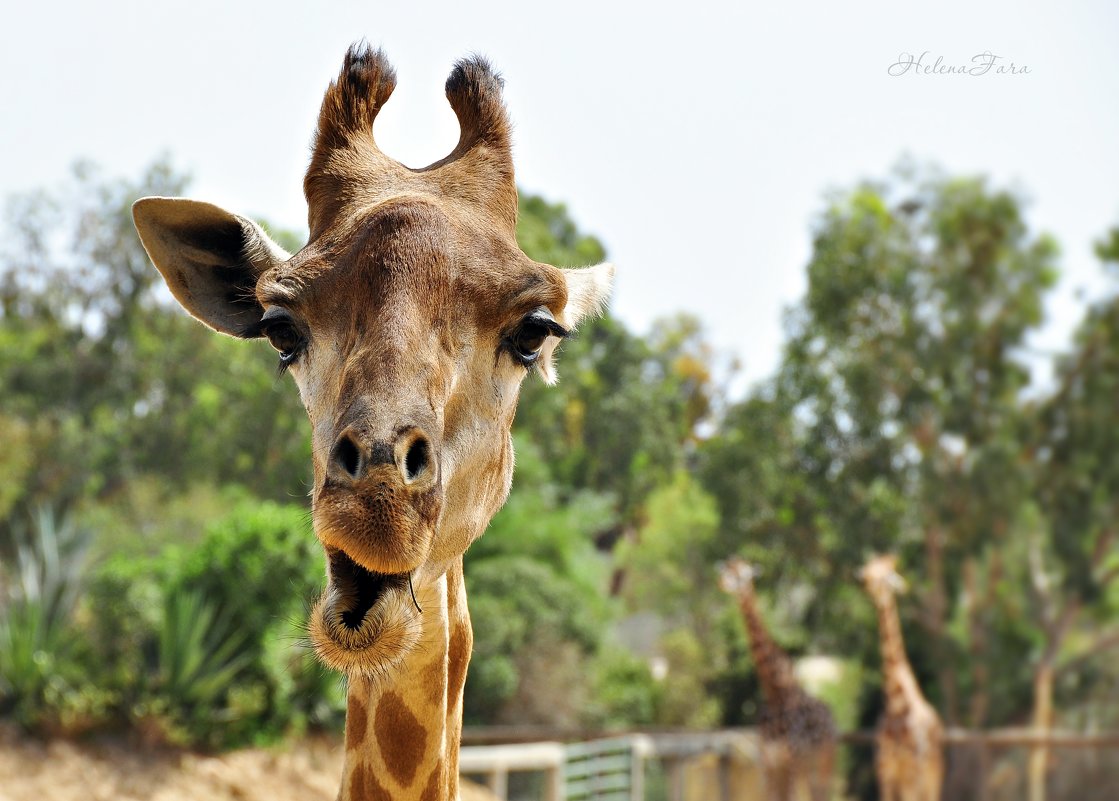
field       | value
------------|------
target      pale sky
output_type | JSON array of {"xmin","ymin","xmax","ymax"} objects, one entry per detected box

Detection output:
[{"xmin": 2, "ymin": 0, "xmax": 1117, "ymax": 393}]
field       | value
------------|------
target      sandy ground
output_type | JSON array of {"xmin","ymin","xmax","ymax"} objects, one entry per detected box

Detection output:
[{"xmin": 0, "ymin": 725, "xmax": 496, "ymax": 801}]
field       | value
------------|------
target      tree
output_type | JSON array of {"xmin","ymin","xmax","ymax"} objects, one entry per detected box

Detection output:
[
  {"xmin": 704, "ymin": 165, "xmax": 1060, "ymax": 745},
  {"xmin": 0, "ymin": 160, "xmax": 311, "ymax": 526},
  {"xmin": 463, "ymin": 437, "xmax": 614, "ymax": 725},
  {"xmin": 1023, "ymin": 224, "xmax": 1119, "ymax": 800}
]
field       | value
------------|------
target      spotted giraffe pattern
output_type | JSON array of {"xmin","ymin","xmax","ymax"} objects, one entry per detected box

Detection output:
[
  {"xmin": 134, "ymin": 45, "xmax": 610, "ymax": 801},
  {"xmin": 719, "ymin": 557, "xmax": 836, "ymax": 801},
  {"xmin": 339, "ymin": 569, "xmax": 456, "ymax": 801},
  {"xmin": 860, "ymin": 555, "xmax": 944, "ymax": 801}
]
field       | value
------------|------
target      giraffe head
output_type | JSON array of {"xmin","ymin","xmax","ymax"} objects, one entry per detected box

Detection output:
[
  {"xmin": 718, "ymin": 556, "xmax": 762, "ymax": 598},
  {"xmin": 857, "ymin": 554, "xmax": 909, "ymax": 603},
  {"xmin": 133, "ymin": 45, "xmax": 613, "ymax": 679}
]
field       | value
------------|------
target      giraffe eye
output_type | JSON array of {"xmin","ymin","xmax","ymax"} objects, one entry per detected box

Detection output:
[
  {"xmin": 505, "ymin": 309, "xmax": 567, "ymax": 368},
  {"xmin": 259, "ymin": 308, "xmax": 307, "ymax": 367},
  {"xmin": 511, "ymin": 323, "xmax": 549, "ymax": 361},
  {"xmin": 265, "ymin": 322, "xmax": 302, "ymax": 359}
]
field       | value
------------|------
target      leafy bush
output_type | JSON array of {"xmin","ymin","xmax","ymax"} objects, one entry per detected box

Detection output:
[
  {"xmin": 464, "ymin": 556, "xmax": 605, "ymax": 725},
  {"xmin": 584, "ymin": 647, "xmax": 661, "ymax": 728},
  {"xmin": 145, "ymin": 590, "xmax": 251, "ymax": 741},
  {"xmin": 0, "ymin": 506, "xmax": 110, "ymax": 733},
  {"xmin": 138, "ymin": 500, "xmax": 326, "ymax": 748},
  {"xmin": 4, "ymin": 499, "xmax": 334, "ymax": 748}
]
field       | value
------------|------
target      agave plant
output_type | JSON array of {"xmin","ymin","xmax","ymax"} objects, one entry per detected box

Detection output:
[
  {"xmin": 6, "ymin": 505, "xmax": 90, "ymax": 617},
  {"xmin": 0, "ymin": 505, "xmax": 91, "ymax": 719},
  {"xmin": 156, "ymin": 588, "xmax": 250, "ymax": 710}
]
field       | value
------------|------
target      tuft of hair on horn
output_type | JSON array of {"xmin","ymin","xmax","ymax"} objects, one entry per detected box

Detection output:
[
  {"xmin": 444, "ymin": 55, "xmax": 511, "ymax": 150},
  {"xmin": 315, "ymin": 42, "xmax": 398, "ymax": 151}
]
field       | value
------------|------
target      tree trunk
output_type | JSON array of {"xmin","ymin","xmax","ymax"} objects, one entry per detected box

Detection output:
[
  {"xmin": 1027, "ymin": 660, "xmax": 1054, "ymax": 801},
  {"xmin": 925, "ymin": 523, "xmax": 959, "ymax": 723},
  {"xmin": 965, "ymin": 556, "xmax": 996, "ymax": 728}
]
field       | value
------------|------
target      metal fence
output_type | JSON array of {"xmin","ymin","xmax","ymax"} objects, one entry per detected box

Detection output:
[
  {"xmin": 460, "ymin": 730, "xmax": 759, "ymax": 801},
  {"xmin": 460, "ymin": 727, "xmax": 1119, "ymax": 801}
]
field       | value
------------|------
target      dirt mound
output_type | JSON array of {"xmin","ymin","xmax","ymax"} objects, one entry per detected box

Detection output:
[{"xmin": 0, "ymin": 726, "xmax": 497, "ymax": 801}]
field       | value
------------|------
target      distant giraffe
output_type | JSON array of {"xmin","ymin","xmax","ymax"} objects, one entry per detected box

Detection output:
[
  {"xmin": 719, "ymin": 557, "xmax": 836, "ymax": 801},
  {"xmin": 859, "ymin": 555, "xmax": 944, "ymax": 801}
]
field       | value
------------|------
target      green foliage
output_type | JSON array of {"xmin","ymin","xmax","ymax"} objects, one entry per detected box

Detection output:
[
  {"xmin": 0, "ymin": 506, "xmax": 108, "ymax": 733},
  {"xmin": 143, "ymin": 501, "xmax": 324, "ymax": 748},
  {"xmin": 464, "ymin": 436, "xmax": 617, "ymax": 726},
  {"xmin": 0, "ymin": 599, "xmax": 75, "ymax": 724},
  {"xmin": 654, "ymin": 629, "xmax": 722, "ymax": 727},
  {"xmin": 469, "ymin": 436, "xmax": 614, "ymax": 591},
  {"xmin": 616, "ymin": 471, "xmax": 720, "ymax": 623},
  {"xmin": 702, "ymin": 165, "xmax": 1068, "ymax": 733},
  {"xmin": 516, "ymin": 194, "xmax": 606, "ymax": 267},
  {"xmin": 143, "ymin": 589, "xmax": 251, "ymax": 744},
  {"xmin": 584, "ymin": 648, "xmax": 660, "ymax": 728},
  {"xmin": 157, "ymin": 590, "xmax": 249, "ymax": 705},
  {"xmin": 4, "ymin": 156, "xmax": 1119, "ymax": 765},
  {"xmin": 516, "ymin": 312, "xmax": 718, "ymax": 524},
  {"xmin": 261, "ymin": 616, "xmax": 346, "ymax": 734},
  {"xmin": 464, "ymin": 556, "xmax": 606, "ymax": 725},
  {"xmin": 171, "ymin": 501, "xmax": 321, "ymax": 636},
  {"xmin": 0, "ymin": 159, "xmax": 310, "ymax": 525}
]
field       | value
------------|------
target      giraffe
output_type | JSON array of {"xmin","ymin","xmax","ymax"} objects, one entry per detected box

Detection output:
[
  {"xmin": 859, "ymin": 555, "xmax": 944, "ymax": 801},
  {"xmin": 718, "ymin": 557, "xmax": 836, "ymax": 801},
  {"xmin": 132, "ymin": 45, "xmax": 613, "ymax": 801}
]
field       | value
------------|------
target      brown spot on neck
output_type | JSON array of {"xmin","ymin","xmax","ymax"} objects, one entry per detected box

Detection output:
[
  {"xmin": 347, "ymin": 695, "xmax": 369, "ymax": 750},
  {"xmin": 419, "ymin": 761, "xmax": 446, "ymax": 801},
  {"xmin": 349, "ymin": 762, "xmax": 391, "ymax": 801},
  {"xmin": 421, "ymin": 653, "xmax": 448, "ymax": 708},
  {"xmin": 375, "ymin": 691, "xmax": 428, "ymax": 786},
  {"xmin": 447, "ymin": 622, "xmax": 472, "ymax": 704}
]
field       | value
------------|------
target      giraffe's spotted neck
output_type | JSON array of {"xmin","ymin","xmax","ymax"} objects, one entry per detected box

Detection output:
[
  {"xmin": 339, "ymin": 558, "xmax": 472, "ymax": 801},
  {"xmin": 870, "ymin": 588, "xmax": 920, "ymax": 718},
  {"xmin": 735, "ymin": 588, "xmax": 801, "ymax": 705}
]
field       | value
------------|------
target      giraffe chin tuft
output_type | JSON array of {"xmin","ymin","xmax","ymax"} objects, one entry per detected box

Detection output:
[{"xmin": 308, "ymin": 547, "xmax": 423, "ymax": 679}]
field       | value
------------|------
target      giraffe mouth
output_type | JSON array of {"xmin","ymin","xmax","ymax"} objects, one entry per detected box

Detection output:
[
  {"xmin": 327, "ymin": 547, "xmax": 409, "ymax": 630},
  {"xmin": 307, "ymin": 546, "xmax": 423, "ymax": 676}
]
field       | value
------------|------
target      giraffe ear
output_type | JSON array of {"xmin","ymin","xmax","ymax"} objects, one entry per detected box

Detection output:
[
  {"xmin": 133, "ymin": 197, "xmax": 291, "ymax": 338},
  {"xmin": 537, "ymin": 262, "xmax": 615, "ymax": 385},
  {"xmin": 558, "ymin": 262, "xmax": 615, "ymax": 330}
]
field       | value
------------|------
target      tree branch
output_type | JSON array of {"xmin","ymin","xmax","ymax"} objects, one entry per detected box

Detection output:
[{"xmin": 1056, "ymin": 629, "xmax": 1119, "ymax": 679}]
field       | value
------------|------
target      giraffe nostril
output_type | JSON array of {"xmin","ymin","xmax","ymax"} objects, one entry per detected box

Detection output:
[
  {"xmin": 404, "ymin": 438, "xmax": 429, "ymax": 482},
  {"xmin": 332, "ymin": 435, "xmax": 363, "ymax": 480}
]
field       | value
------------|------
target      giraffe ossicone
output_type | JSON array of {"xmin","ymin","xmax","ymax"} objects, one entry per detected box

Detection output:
[{"xmin": 134, "ymin": 44, "xmax": 613, "ymax": 801}]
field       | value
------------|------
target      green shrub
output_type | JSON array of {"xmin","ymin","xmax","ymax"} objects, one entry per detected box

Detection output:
[
  {"xmin": 261, "ymin": 615, "xmax": 346, "ymax": 735},
  {"xmin": 464, "ymin": 556, "xmax": 605, "ymax": 725},
  {"xmin": 50, "ymin": 498, "xmax": 331, "ymax": 748},
  {"xmin": 0, "ymin": 506, "xmax": 106, "ymax": 732},
  {"xmin": 140, "ymin": 500, "xmax": 325, "ymax": 748},
  {"xmin": 584, "ymin": 647, "xmax": 661, "ymax": 728},
  {"xmin": 157, "ymin": 589, "xmax": 250, "ymax": 707}
]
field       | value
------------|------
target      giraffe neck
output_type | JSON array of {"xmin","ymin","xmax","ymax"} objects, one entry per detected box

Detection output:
[
  {"xmin": 736, "ymin": 590, "xmax": 800, "ymax": 705},
  {"xmin": 338, "ymin": 558, "xmax": 473, "ymax": 801},
  {"xmin": 871, "ymin": 589, "xmax": 920, "ymax": 718}
]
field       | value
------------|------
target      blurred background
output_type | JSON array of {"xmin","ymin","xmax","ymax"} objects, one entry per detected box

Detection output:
[{"xmin": 1, "ymin": 1, "xmax": 1118, "ymax": 800}]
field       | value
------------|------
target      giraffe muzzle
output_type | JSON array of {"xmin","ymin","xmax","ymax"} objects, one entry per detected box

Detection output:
[{"xmin": 308, "ymin": 547, "xmax": 424, "ymax": 677}]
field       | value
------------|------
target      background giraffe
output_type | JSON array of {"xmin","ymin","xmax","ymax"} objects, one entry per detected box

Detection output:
[
  {"xmin": 719, "ymin": 557, "xmax": 837, "ymax": 801},
  {"xmin": 859, "ymin": 554, "xmax": 944, "ymax": 801}
]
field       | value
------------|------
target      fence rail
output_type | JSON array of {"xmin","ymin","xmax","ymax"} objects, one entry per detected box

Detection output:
[{"xmin": 459, "ymin": 727, "xmax": 1119, "ymax": 801}]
